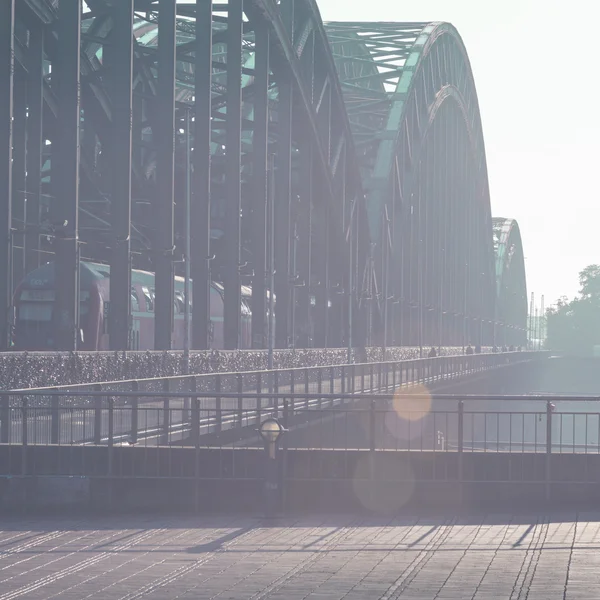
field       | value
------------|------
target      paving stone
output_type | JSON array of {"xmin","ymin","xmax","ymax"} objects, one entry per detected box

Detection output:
[{"xmin": 0, "ymin": 512, "xmax": 596, "ymax": 598}]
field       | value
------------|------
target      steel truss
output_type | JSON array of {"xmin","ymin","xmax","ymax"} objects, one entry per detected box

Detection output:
[
  {"xmin": 326, "ymin": 22, "xmax": 503, "ymax": 351},
  {"xmin": 492, "ymin": 218, "xmax": 527, "ymax": 346},
  {"xmin": 0, "ymin": 3, "xmax": 527, "ymax": 352}
]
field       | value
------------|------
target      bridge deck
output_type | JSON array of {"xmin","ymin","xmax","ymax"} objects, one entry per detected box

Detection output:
[{"xmin": 0, "ymin": 512, "xmax": 592, "ymax": 599}]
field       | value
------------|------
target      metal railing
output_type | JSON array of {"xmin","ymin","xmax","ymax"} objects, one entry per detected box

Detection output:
[{"xmin": 0, "ymin": 352, "xmax": 542, "ymax": 448}]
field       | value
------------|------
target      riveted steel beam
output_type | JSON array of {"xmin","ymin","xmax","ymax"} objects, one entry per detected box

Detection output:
[
  {"xmin": 223, "ymin": 0, "xmax": 243, "ymax": 350},
  {"xmin": 191, "ymin": 0, "xmax": 212, "ymax": 350},
  {"xmin": 0, "ymin": 0, "xmax": 15, "ymax": 350},
  {"xmin": 274, "ymin": 75, "xmax": 293, "ymax": 349},
  {"xmin": 154, "ymin": 0, "xmax": 176, "ymax": 350},
  {"xmin": 54, "ymin": 0, "xmax": 81, "ymax": 351},
  {"xmin": 109, "ymin": 0, "xmax": 134, "ymax": 351},
  {"xmin": 12, "ymin": 74, "xmax": 27, "ymax": 293},
  {"xmin": 251, "ymin": 17, "xmax": 269, "ymax": 349}
]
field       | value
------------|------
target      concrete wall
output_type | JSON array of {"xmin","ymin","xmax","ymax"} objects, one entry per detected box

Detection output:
[{"xmin": 2, "ymin": 445, "xmax": 600, "ymax": 514}]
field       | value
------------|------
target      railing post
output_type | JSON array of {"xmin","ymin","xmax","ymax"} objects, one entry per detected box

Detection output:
[
  {"xmin": 274, "ymin": 371, "xmax": 280, "ymax": 417},
  {"xmin": 369, "ymin": 399, "xmax": 376, "ymax": 452},
  {"xmin": 183, "ymin": 377, "xmax": 193, "ymax": 424},
  {"xmin": 237, "ymin": 373, "xmax": 243, "ymax": 428},
  {"xmin": 256, "ymin": 373, "xmax": 262, "ymax": 424},
  {"xmin": 215, "ymin": 375, "xmax": 222, "ymax": 433},
  {"xmin": 0, "ymin": 394, "xmax": 8, "ymax": 443},
  {"xmin": 546, "ymin": 400, "xmax": 552, "ymax": 502},
  {"xmin": 51, "ymin": 391, "xmax": 60, "ymax": 445},
  {"xmin": 107, "ymin": 396, "xmax": 114, "ymax": 475},
  {"xmin": 304, "ymin": 368, "xmax": 309, "ymax": 402},
  {"xmin": 290, "ymin": 370, "xmax": 295, "ymax": 415},
  {"xmin": 21, "ymin": 396, "xmax": 28, "ymax": 447},
  {"xmin": 191, "ymin": 397, "xmax": 200, "ymax": 448},
  {"xmin": 317, "ymin": 368, "xmax": 322, "ymax": 410},
  {"xmin": 130, "ymin": 381, "xmax": 139, "ymax": 444},
  {"xmin": 162, "ymin": 379, "xmax": 170, "ymax": 445},
  {"xmin": 329, "ymin": 366, "xmax": 334, "ymax": 394},
  {"xmin": 93, "ymin": 384, "xmax": 102, "ymax": 444},
  {"xmin": 458, "ymin": 400, "xmax": 464, "ymax": 472},
  {"xmin": 21, "ymin": 397, "xmax": 28, "ymax": 475}
]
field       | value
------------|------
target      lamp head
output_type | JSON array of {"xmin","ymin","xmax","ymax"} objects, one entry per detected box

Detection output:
[{"xmin": 258, "ymin": 418, "xmax": 284, "ymax": 445}]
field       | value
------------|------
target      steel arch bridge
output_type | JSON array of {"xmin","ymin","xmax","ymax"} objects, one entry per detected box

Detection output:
[
  {"xmin": 492, "ymin": 218, "xmax": 528, "ymax": 347},
  {"xmin": 0, "ymin": 0, "xmax": 528, "ymax": 352}
]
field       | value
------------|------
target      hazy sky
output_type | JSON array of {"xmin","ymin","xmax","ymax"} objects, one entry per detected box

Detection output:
[{"xmin": 317, "ymin": 0, "xmax": 599, "ymax": 305}]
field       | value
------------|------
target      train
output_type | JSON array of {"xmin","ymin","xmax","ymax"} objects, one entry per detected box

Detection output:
[{"xmin": 12, "ymin": 260, "xmax": 265, "ymax": 351}]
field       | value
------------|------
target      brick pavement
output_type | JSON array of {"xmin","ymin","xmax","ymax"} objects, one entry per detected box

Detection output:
[{"xmin": 0, "ymin": 512, "xmax": 597, "ymax": 599}]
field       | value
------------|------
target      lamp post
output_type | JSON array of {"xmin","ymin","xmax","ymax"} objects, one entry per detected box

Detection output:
[{"xmin": 258, "ymin": 417, "xmax": 287, "ymax": 518}]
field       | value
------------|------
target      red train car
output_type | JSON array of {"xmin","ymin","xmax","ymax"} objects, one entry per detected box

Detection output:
[{"xmin": 12, "ymin": 261, "xmax": 254, "ymax": 351}]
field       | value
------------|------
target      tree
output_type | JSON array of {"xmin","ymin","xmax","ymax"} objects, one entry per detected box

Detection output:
[
  {"xmin": 579, "ymin": 264, "xmax": 600, "ymax": 298},
  {"xmin": 545, "ymin": 265, "xmax": 600, "ymax": 355}
]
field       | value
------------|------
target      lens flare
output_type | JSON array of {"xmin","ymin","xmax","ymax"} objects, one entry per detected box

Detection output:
[{"xmin": 392, "ymin": 383, "xmax": 432, "ymax": 423}]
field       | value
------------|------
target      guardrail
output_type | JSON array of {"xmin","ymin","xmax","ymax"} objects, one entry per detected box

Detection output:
[{"xmin": 0, "ymin": 352, "xmax": 546, "ymax": 448}]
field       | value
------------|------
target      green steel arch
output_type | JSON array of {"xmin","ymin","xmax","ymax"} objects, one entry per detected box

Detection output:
[
  {"xmin": 325, "ymin": 22, "xmax": 496, "ymax": 347},
  {"xmin": 492, "ymin": 218, "xmax": 528, "ymax": 346}
]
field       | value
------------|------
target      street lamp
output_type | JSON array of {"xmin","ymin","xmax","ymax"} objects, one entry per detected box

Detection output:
[
  {"xmin": 258, "ymin": 417, "xmax": 287, "ymax": 518},
  {"xmin": 258, "ymin": 417, "xmax": 286, "ymax": 457}
]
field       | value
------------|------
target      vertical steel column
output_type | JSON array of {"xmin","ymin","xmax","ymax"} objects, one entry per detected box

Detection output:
[
  {"xmin": 274, "ymin": 78, "xmax": 292, "ymax": 349},
  {"xmin": 109, "ymin": 0, "xmax": 134, "ymax": 351},
  {"xmin": 223, "ymin": 0, "xmax": 243, "ymax": 349},
  {"xmin": 297, "ymin": 31, "xmax": 314, "ymax": 349},
  {"xmin": 314, "ymin": 206, "xmax": 330, "ymax": 348},
  {"xmin": 12, "ymin": 75, "xmax": 27, "ymax": 291},
  {"xmin": 251, "ymin": 18, "xmax": 269, "ymax": 348},
  {"xmin": 25, "ymin": 24, "xmax": 44, "ymax": 274},
  {"xmin": 297, "ymin": 139, "xmax": 312, "ymax": 347},
  {"xmin": 0, "ymin": 0, "xmax": 14, "ymax": 350},
  {"xmin": 154, "ymin": 0, "xmax": 176, "ymax": 350},
  {"xmin": 54, "ymin": 0, "xmax": 81, "ymax": 351},
  {"xmin": 192, "ymin": 0, "xmax": 212, "ymax": 350},
  {"xmin": 273, "ymin": 0, "xmax": 294, "ymax": 349}
]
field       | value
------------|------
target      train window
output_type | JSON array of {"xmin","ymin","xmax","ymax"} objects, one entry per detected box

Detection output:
[
  {"xmin": 131, "ymin": 288, "xmax": 140, "ymax": 312},
  {"xmin": 19, "ymin": 303, "xmax": 52, "ymax": 322},
  {"xmin": 241, "ymin": 299, "xmax": 251, "ymax": 316},
  {"xmin": 174, "ymin": 291, "xmax": 184, "ymax": 314},
  {"xmin": 141, "ymin": 286, "xmax": 153, "ymax": 311}
]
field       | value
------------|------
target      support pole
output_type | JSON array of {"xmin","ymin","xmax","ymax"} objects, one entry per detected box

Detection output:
[
  {"xmin": 223, "ymin": 0, "xmax": 243, "ymax": 349},
  {"xmin": 0, "ymin": 0, "xmax": 14, "ymax": 350},
  {"xmin": 54, "ymin": 0, "xmax": 81, "ymax": 351},
  {"xmin": 251, "ymin": 19, "xmax": 269, "ymax": 349},
  {"xmin": 109, "ymin": 0, "xmax": 134, "ymax": 351},
  {"xmin": 192, "ymin": 0, "xmax": 212, "ymax": 350},
  {"xmin": 25, "ymin": 24, "xmax": 44, "ymax": 274},
  {"xmin": 154, "ymin": 0, "xmax": 176, "ymax": 350}
]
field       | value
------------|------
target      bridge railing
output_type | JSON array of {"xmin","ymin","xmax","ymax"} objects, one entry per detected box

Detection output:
[{"xmin": 0, "ymin": 352, "xmax": 545, "ymax": 449}]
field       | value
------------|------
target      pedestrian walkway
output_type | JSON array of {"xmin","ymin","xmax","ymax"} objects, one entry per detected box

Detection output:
[{"xmin": 0, "ymin": 511, "xmax": 595, "ymax": 598}]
